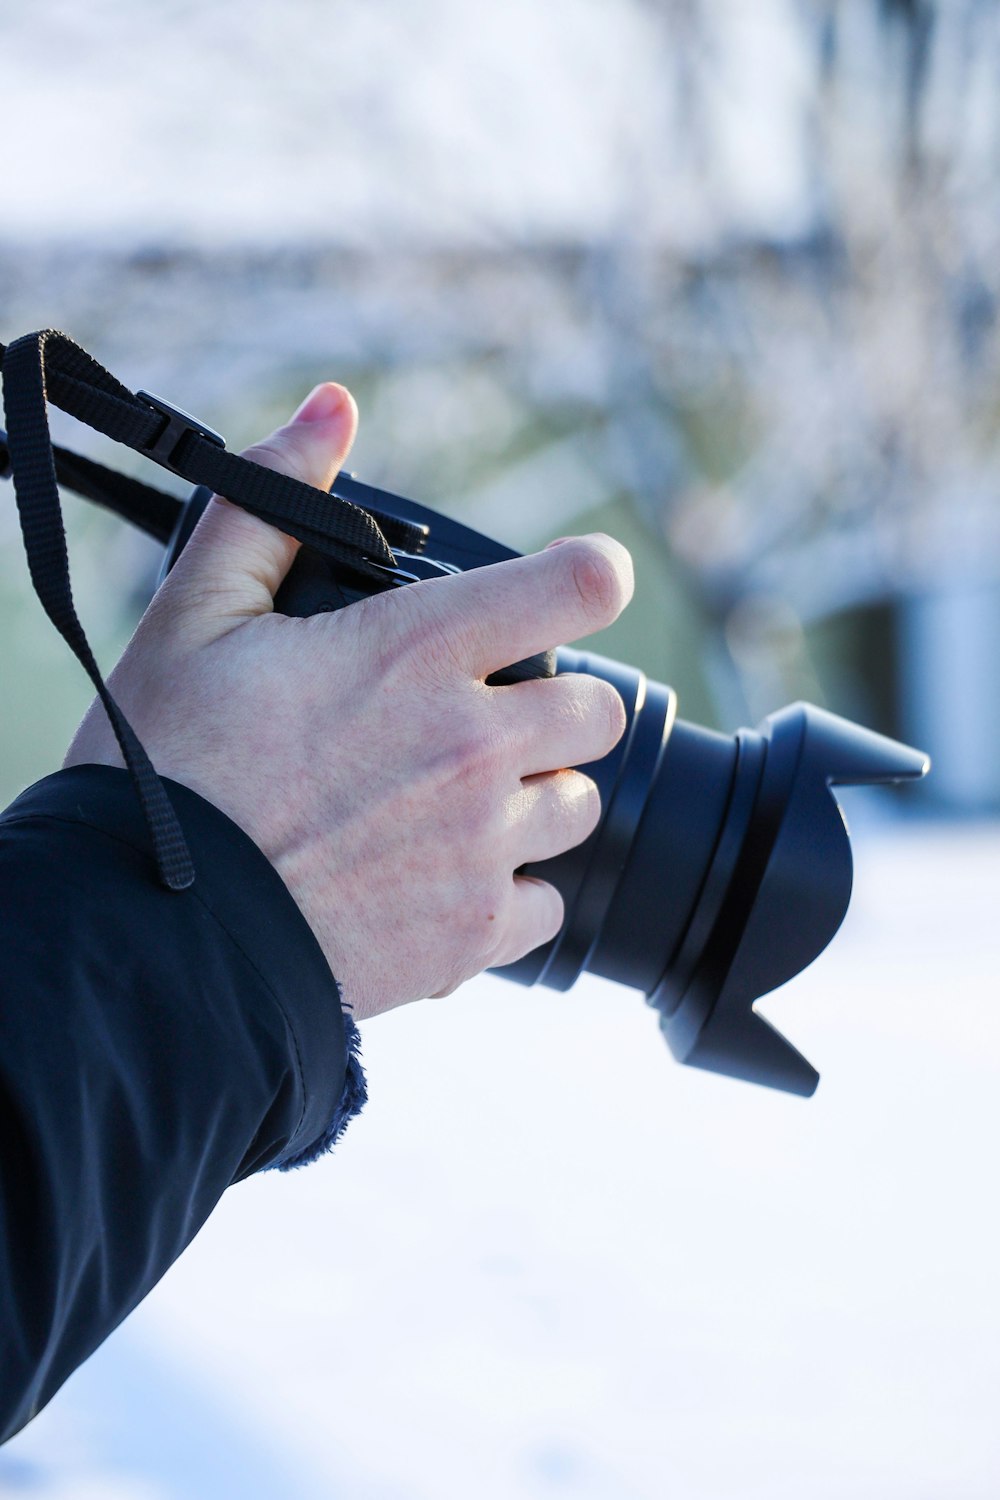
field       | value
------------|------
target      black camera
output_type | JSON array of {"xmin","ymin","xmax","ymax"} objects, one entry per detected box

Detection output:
[
  {"xmin": 0, "ymin": 332, "xmax": 926, "ymax": 1096},
  {"xmin": 166, "ymin": 475, "xmax": 929, "ymax": 1099}
]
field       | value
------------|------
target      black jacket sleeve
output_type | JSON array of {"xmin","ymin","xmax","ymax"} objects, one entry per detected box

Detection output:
[{"xmin": 0, "ymin": 765, "xmax": 365, "ymax": 1443}]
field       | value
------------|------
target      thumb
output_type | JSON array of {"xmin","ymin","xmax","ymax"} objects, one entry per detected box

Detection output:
[{"xmin": 172, "ymin": 381, "xmax": 358, "ymax": 619}]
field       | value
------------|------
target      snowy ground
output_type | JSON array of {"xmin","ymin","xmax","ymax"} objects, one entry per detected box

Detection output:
[{"xmin": 2, "ymin": 814, "xmax": 998, "ymax": 1500}]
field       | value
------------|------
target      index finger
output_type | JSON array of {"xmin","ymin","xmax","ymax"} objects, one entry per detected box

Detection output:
[{"xmin": 393, "ymin": 533, "xmax": 634, "ymax": 679}]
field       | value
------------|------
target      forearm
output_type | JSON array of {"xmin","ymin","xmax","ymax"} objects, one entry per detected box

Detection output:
[{"xmin": 0, "ymin": 766, "xmax": 359, "ymax": 1443}]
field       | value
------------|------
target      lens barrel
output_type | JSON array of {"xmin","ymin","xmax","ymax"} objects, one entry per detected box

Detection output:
[{"xmin": 497, "ymin": 648, "xmax": 929, "ymax": 1096}]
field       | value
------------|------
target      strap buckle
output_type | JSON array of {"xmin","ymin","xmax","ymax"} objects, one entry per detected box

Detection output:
[{"xmin": 135, "ymin": 391, "xmax": 225, "ymax": 475}]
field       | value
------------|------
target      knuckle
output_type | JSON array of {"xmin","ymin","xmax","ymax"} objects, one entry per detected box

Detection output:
[
  {"xmin": 440, "ymin": 706, "xmax": 505, "ymax": 786},
  {"xmin": 552, "ymin": 769, "xmax": 601, "ymax": 842},
  {"xmin": 526, "ymin": 878, "xmax": 565, "ymax": 946},
  {"xmin": 391, "ymin": 598, "xmax": 468, "ymax": 684},
  {"xmin": 558, "ymin": 675, "xmax": 626, "ymax": 756},
  {"xmin": 573, "ymin": 771, "xmax": 603, "ymax": 834},
  {"xmin": 592, "ymin": 677, "xmax": 627, "ymax": 749},
  {"xmin": 545, "ymin": 884, "xmax": 566, "ymax": 939},
  {"xmin": 358, "ymin": 595, "xmax": 457, "ymax": 695},
  {"xmin": 562, "ymin": 536, "xmax": 632, "ymax": 628}
]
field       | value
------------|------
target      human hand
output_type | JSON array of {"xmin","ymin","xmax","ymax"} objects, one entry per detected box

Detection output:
[{"xmin": 65, "ymin": 385, "xmax": 634, "ymax": 1021}]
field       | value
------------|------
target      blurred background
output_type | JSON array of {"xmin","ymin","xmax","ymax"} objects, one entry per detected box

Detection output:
[{"xmin": 1, "ymin": 1, "xmax": 999, "ymax": 1497}]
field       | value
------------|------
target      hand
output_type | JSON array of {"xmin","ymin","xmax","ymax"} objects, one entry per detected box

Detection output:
[{"xmin": 65, "ymin": 385, "xmax": 634, "ymax": 1021}]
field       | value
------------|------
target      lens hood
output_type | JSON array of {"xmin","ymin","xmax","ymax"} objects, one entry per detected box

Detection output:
[
  {"xmin": 500, "ymin": 654, "xmax": 929, "ymax": 1096},
  {"xmin": 652, "ymin": 702, "xmax": 928, "ymax": 1095}
]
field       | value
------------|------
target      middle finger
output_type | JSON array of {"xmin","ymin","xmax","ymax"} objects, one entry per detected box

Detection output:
[{"xmin": 497, "ymin": 672, "xmax": 627, "ymax": 778}]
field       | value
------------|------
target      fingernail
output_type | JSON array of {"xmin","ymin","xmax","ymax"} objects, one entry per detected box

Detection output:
[
  {"xmin": 545, "ymin": 537, "xmax": 571, "ymax": 549},
  {"xmin": 292, "ymin": 382, "xmax": 348, "ymax": 424}
]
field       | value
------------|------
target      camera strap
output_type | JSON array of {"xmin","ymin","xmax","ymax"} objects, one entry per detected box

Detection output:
[{"xmin": 0, "ymin": 329, "xmax": 420, "ymax": 890}]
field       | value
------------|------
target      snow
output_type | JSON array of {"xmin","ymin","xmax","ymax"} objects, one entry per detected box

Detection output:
[{"xmin": 4, "ymin": 819, "xmax": 999, "ymax": 1498}]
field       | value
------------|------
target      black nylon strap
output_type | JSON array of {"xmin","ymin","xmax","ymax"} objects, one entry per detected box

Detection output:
[
  {"xmin": 0, "ymin": 435, "xmax": 428, "ymax": 555},
  {"xmin": 36, "ymin": 333, "xmax": 410, "ymax": 576},
  {"xmin": 51, "ymin": 445, "xmax": 182, "ymax": 542},
  {"xmin": 0, "ymin": 426, "xmax": 183, "ymax": 541},
  {"xmin": 0, "ymin": 329, "xmax": 426, "ymax": 558},
  {"xmin": 0, "ymin": 327, "xmax": 428, "ymax": 890},
  {"xmin": 0, "ymin": 330, "xmax": 195, "ymax": 889}
]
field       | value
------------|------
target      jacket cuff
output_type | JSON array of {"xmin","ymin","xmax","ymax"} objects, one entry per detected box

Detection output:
[{"xmin": 2, "ymin": 765, "xmax": 366, "ymax": 1167}]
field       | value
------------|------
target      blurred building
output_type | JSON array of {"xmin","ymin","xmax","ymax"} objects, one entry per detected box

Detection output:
[{"xmin": 2, "ymin": 0, "xmax": 998, "ymax": 808}]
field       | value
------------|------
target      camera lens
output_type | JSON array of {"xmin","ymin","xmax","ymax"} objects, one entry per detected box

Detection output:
[{"xmin": 496, "ymin": 648, "xmax": 928, "ymax": 1095}]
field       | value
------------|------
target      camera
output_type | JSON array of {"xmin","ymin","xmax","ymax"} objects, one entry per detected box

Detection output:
[
  {"xmin": 1, "ymin": 330, "xmax": 924, "ymax": 1096},
  {"xmin": 166, "ymin": 475, "xmax": 929, "ymax": 1098}
]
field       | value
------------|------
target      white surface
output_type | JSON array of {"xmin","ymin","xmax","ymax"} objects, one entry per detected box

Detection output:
[
  {"xmin": 4, "ymin": 819, "xmax": 999, "ymax": 1498},
  {"xmin": 0, "ymin": 0, "xmax": 811, "ymax": 250}
]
